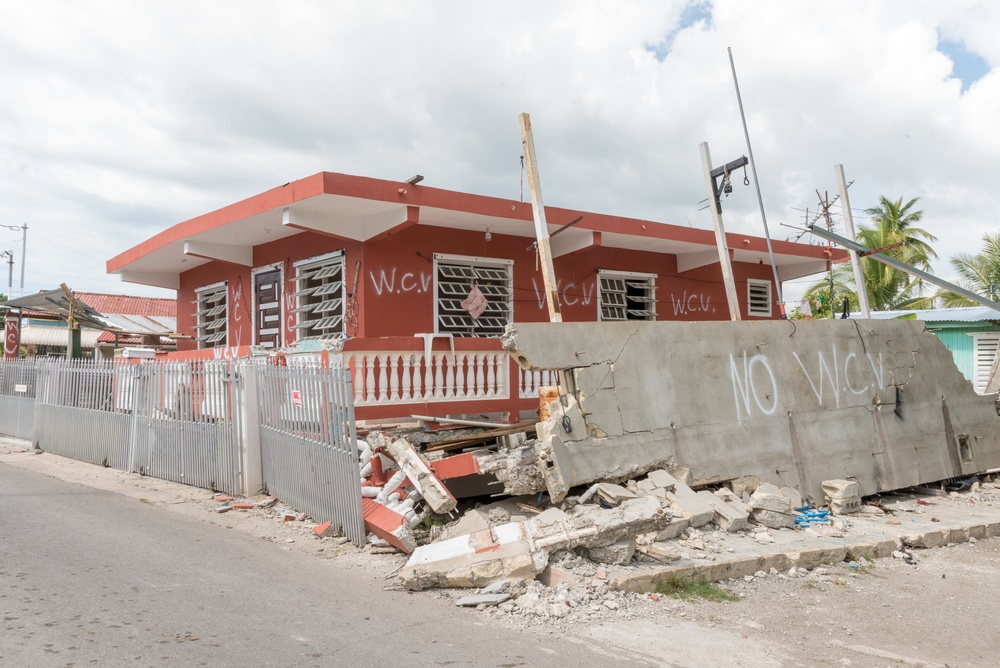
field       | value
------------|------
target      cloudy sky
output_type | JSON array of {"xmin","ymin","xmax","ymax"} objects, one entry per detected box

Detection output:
[{"xmin": 0, "ymin": 1, "xmax": 997, "ymax": 305}]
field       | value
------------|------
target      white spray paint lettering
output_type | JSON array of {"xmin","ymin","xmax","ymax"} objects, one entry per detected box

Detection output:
[
  {"xmin": 729, "ymin": 351, "xmax": 779, "ymax": 423},
  {"xmin": 370, "ymin": 268, "xmax": 432, "ymax": 296},
  {"xmin": 532, "ymin": 278, "xmax": 595, "ymax": 309},
  {"xmin": 671, "ymin": 292, "xmax": 714, "ymax": 315},
  {"xmin": 732, "ymin": 345, "xmax": 891, "ymax": 419}
]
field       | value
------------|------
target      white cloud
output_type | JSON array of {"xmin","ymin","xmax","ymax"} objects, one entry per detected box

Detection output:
[{"xmin": 0, "ymin": 0, "xmax": 997, "ymax": 304}]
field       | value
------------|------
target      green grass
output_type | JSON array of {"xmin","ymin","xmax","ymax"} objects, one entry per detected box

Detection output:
[{"xmin": 656, "ymin": 576, "xmax": 740, "ymax": 602}]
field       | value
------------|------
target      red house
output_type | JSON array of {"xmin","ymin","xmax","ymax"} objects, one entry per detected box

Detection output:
[{"xmin": 107, "ymin": 171, "xmax": 835, "ymax": 421}]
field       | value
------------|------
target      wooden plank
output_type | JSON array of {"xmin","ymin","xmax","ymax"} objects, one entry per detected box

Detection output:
[{"xmin": 424, "ymin": 420, "xmax": 539, "ymax": 453}]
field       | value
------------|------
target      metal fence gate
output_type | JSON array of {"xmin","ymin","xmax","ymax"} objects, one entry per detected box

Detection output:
[
  {"xmin": 29, "ymin": 359, "xmax": 243, "ymax": 495},
  {"xmin": 34, "ymin": 360, "xmax": 134, "ymax": 468},
  {"xmin": 128, "ymin": 361, "xmax": 242, "ymax": 494},
  {"xmin": 257, "ymin": 364, "xmax": 364, "ymax": 545},
  {"xmin": 0, "ymin": 358, "xmax": 37, "ymax": 440}
]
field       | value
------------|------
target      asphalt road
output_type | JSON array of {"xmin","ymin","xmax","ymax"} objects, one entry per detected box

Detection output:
[{"xmin": 0, "ymin": 462, "xmax": 633, "ymax": 668}]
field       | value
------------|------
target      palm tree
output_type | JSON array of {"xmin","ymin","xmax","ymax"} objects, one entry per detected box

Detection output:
[
  {"xmin": 801, "ymin": 196, "xmax": 937, "ymax": 313},
  {"xmin": 936, "ymin": 232, "xmax": 1000, "ymax": 306},
  {"xmin": 863, "ymin": 196, "xmax": 938, "ymax": 269}
]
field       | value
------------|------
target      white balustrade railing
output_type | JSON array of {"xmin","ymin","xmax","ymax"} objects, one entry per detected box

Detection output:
[
  {"xmin": 343, "ymin": 349, "xmax": 510, "ymax": 407},
  {"xmin": 518, "ymin": 368, "xmax": 560, "ymax": 399}
]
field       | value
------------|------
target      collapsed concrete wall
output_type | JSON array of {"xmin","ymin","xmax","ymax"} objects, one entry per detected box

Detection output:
[{"xmin": 503, "ymin": 320, "xmax": 1000, "ymax": 502}]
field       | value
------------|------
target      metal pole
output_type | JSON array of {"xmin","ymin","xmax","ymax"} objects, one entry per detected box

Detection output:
[
  {"xmin": 834, "ymin": 165, "xmax": 871, "ymax": 318},
  {"xmin": 700, "ymin": 142, "xmax": 742, "ymax": 321},
  {"xmin": 808, "ymin": 224, "xmax": 1000, "ymax": 314},
  {"xmin": 728, "ymin": 47, "xmax": 783, "ymax": 313},
  {"xmin": 19, "ymin": 224, "xmax": 26, "ymax": 297},
  {"xmin": 518, "ymin": 113, "xmax": 562, "ymax": 323}
]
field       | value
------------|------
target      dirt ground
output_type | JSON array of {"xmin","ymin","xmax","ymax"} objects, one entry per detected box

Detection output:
[{"xmin": 3, "ymin": 437, "xmax": 997, "ymax": 668}]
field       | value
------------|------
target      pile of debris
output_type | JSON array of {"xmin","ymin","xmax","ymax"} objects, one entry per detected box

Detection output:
[{"xmin": 346, "ymin": 419, "xmax": 886, "ymax": 591}]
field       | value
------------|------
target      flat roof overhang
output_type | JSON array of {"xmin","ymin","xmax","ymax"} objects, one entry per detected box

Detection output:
[{"xmin": 107, "ymin": 172, "xmax": 839, "ymax": 290}]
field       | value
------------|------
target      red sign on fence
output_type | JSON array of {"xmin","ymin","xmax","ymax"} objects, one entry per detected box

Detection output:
[{"xmin": 292, "ymin": 389, "xmax": 302, "ymax": 407}]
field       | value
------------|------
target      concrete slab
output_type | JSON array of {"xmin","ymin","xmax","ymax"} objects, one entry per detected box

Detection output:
[
  {"xmin": 609, "ymin": 487, "xmax": 1000, "ymax": 592},
  {"xmin": 502, "ymin": 320, "xmax": 1000, "ymax": 502},
  {"xmin": 697, "ymin": 490, "xmax": 749, "ymax": 532},
  {"xmin": 665, "ymin": 483, "xmax": 715, "ymax": 528}
]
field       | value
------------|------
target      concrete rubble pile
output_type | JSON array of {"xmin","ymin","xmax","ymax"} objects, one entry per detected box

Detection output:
[{"xmin": 333, "ymin": 319, "xmax": 1000, "ymax": 599}]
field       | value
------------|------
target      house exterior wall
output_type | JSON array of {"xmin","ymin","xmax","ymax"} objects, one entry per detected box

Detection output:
[
  {"xmin": 926, "ymin": 322, "xmax": 1000, "ymax": 384},
  {"xmin": 177, "ymin": 224, "xmax": 781, "ymax": 351}
]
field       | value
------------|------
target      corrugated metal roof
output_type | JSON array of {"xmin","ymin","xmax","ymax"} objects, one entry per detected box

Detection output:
[
  {"xmin": 97, "ymin": 313, "xmax": 176, "ymax": 334},
  {"xmin": 74, "ymin": 292, "xmax": 175, "ymax": 317},
  {"xmin": 19, "ymin": 324, "xmax": 102, "ymax": 348},
  {"xmin": 849, "ymin": 306, "xmax": 1000, "ymax": 322}
]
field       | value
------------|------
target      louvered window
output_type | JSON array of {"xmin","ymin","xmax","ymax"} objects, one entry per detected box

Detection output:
[
  {"xmin": 747, "ymin": 279, "xmax": 772, "ymax": 317},
  {"xmin": 292, "ymin": 253, "xmax": 345, "ymax": 340},
  {"xmin": 598, "ymin": 270, "xmax": 657, "ymax": 321},
  {"xmin": 195, "ymin": 283, "xmax": 228, "ymax": 349},
  {"xmin": 435, "ymin": 254, "xmax": 512, "ymax": 337},
  {"xmin": 973, "ymin": 333, "xmax": 1000, "ymax": 394}
]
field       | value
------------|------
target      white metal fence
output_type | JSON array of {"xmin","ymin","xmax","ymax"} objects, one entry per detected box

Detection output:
[
  {"xmin": 0, "ymin": 358, "xmax": 37, "ymax": 440},
  {"xmin": 256, "ymin": 364, "xmax": 365, "ymax": 544},
  {"xmin": 0, "ymin": 358, "xmax": 364, "ymax": 545}
]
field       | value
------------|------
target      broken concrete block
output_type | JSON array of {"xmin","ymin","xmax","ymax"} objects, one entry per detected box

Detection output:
[
  {"xmin": 749, "ymin": 487, "xmax": 794, "ymax": 513},
  {"xmin": 537, "ymin": 565, "xmax": 579, "ymax": 589},
  {"xmin": 780, "ymin": 487, "xmax": 803, "ymax": 511},
  {"xmin": 313, "ymin": 521, "xmax": 334, "ymax": 537},
  {"xmin": 714, "ymin": 488, "xmax": 749, "ymax": 512},
  {"xmin": 596, "ymin": 482, "xmax": 638, "ymax": 507},
  {"xmin": 635, "ymin": 542, "xmax": 678, "ymax": 563},
  {"xmin": 455, "ymin": 593, "xmax": 512, "ymax": 607},
  {"xmin": 750, "ymin": 508, "xmax": 796, "ymax": 529},
  {"xmin": 566, "ymin": 496, "xmax": 673, "ymax": 548},
  {"xmin": 586, "ymin": 538, "xmax": 636, "ymax": 565},
  {"xmin": 233, "ymin": 502, "xmax": 255, "ymax": 510},
  {"xmin": 822, "ymin": 479, "xmax": 861, "ymax": 501},
  {"xmin": 386, "ymin": 437, "xmax": 456, "ymax": 514},
  {"xmin": 636, "ymin": 478, "xmax": 659, "ymax": 495},
  {"xmin": 537, "ymin": 386, "xmax": 560, "ymax": 421},
  {"xmin": 830, "ymin": 497, "xmax": 862, "ymax": 515},
  {"xmin": 481, "ymin": 578, "xmax": 512, "ymax": 594},
  {"xmin": 437, "ymin": 508, "xmax": 493, "ymax": 542},
  {"xmin": 535, "ymin": 393, "xmax": 588, "ymax": 445},
  {"xmin": 665, "ymin": 483, "xmax": 715, "ymax": 528},
  {"xmin": 654, "ymin": 516, "xmax": 689, "ymax": 541},
  {"xmin": 363, "ymin": 498, "xmax": 416, "ymax": 553},
  {"xmin": 646, "ymin": 469, "xmax": 677, "ymax": 491},
  {"xmin": 697, "ymin": 490, "xmax": 750, "ymax": 532},
  {"xmin": 214, "ymin": 505, "xmax": 232, "ymax": 513},
  {"xmin": 399, "ymin": 523, "xmax": 542, "ymax": 590}
]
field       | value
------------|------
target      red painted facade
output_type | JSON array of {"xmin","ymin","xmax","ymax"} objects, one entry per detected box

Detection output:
[
  {"xmin": 173, "ymin": 224, "xmax": 781, "ymax": 351},
  {"xmin": 108, "ymin": 171, "xmax": 839, "ymax": 352}
]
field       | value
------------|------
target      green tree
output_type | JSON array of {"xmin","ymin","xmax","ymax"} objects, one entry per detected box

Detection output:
[
  {"xmin": 936, "ymin": 232, "xmax": 1000, "ymax": 306},
  {"xmin": 801, "ymin": 196, "xmax": 938, "ymax": 312}
]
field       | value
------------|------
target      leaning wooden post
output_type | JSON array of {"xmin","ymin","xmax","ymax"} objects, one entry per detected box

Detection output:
[
  {"xmin": 519, "ymin": 113, "xmax": 562, "ymax": 323},
  {"xmin": 699, "ymin": 142, "xmax": 742, "ymax": 321}
]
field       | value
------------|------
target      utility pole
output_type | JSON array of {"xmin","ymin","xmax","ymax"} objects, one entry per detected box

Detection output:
[
  {"xmin": 700, "ymin": 142, "xmax": 744, "ymax": 321},
  {"xmin": 1, "ymin": 224, "xmax": 26, "ymax": 296},
  {"xmin": 816, "ymin": 191, "xmax": 837, "ymax": 319},
  {"xmin": 60, "ymin": 282, "xmax": 82, "ymax": 359},
  {"xmin": 519, "ymin": 113, "xmax": 562, "ymax": 323},
  {"xmin": 834, "ymin": 165, "xmax": 870, "ymax": 319}
]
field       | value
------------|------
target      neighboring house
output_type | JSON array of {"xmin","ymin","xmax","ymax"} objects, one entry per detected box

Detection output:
[
  {"xmin": 851, "ymin": 306, "xmax": 1000, "ymax": 394},
  {"xmin": 106, "ymin": 171, "xmax": 840, "ymax": 420},
  {"xmin": 4, "ymin": 290, "xmax": 177, "ymax": 358}
]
